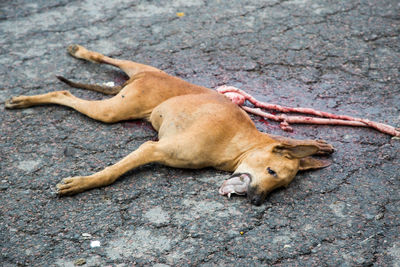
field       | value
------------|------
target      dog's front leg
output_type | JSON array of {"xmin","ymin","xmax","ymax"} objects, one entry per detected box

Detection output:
[{"xmin": 56, "ymin": 141, "xmax": 162, "ymax": 195}]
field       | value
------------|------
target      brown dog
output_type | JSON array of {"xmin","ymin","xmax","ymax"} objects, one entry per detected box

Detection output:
[{"xmin": 5, "ymin": 45, "xmax": 334, "ymax": 205}]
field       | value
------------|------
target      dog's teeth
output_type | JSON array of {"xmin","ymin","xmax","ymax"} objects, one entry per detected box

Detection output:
[{"xmin": 227, "ymin": 193, "xmax": 231, "ymax": 198}]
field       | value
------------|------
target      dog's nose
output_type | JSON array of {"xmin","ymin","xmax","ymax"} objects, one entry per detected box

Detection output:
[
  {"xmin": 247, "ymin": 185, "xmax": 264, "ymax": 206},
  {"xmin": 249, "ymin": 195, "xmax": 263, "ymax": 206}
]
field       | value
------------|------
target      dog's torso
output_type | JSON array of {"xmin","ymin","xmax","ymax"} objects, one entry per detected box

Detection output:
[{"xmin": 150, "ymin": 92, "xmax": 267, "ymax": 171}]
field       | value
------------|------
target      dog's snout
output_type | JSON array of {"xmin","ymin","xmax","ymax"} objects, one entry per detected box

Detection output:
[
  {"xmin": 247, "ymin": 185, "xmax": 265, "ymax": 206},
  {"xmin": 249, "ymin": 194, "xmax": 263, "ymax": 206}
]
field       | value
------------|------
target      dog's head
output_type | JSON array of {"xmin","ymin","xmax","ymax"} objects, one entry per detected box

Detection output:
[{"xmin": 220, "ymin": 143, "xmax": 331, "ymax": 205}]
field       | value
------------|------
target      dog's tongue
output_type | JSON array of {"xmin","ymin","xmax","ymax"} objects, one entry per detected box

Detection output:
[{"xmin": 219, "ymin": 173, "xmax": 251, "ymax": 198}]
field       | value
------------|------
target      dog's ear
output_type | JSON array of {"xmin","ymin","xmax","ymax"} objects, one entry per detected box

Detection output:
[
  {"xmin": 272, "ymin": 143, "xmax": 319, "ymax": 159},
  {"xmin": 299, "ymin": 157, "xmax": 331, "ymax": 170}
]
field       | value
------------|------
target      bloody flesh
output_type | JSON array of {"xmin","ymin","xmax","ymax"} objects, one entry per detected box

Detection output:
[{"xmin": 216, "ymin": 85, "xmax": 400, "ymax": 137}]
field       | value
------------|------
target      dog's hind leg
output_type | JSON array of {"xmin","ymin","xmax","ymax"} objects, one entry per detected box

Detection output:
[
  {"xmin": 5, "ymin": 72, "xmax": 176, "ymax": 122},
  {"xmin": 5, "ymin": 86, "xmax": 146, "ymax": 123},
  {"xmin": 67, "ymin": 44, "xmax": 164, "ymax": 77},
  {"xmin": 56, "ymin": 141, "xmax": 163, "ymax": 195}
]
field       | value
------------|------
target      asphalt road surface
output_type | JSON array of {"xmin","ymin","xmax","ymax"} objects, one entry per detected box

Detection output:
[{"xmin": 1, "ymin": 0, "xmax": 399, "ymax": 266}]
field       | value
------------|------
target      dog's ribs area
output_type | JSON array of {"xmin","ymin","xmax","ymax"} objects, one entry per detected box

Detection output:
[{"xmin": 1, "ymin": 0, "xmax": 399, "ymax": 266}]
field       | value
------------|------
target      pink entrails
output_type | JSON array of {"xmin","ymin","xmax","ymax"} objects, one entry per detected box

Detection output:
[{"xmin": 216, "ymin": 85, "xmax": 400, "ymax": 137}]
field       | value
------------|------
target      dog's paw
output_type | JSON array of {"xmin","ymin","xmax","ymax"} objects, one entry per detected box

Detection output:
[
  {"xmin": 5, "ymin": 96, "xmax": 31, "ymax": 109},
  {"xmin": 67, "ymin": 44, "xmax": 80, "ymax": 55},
  {"xmin": 67, "ymin": 44, "xmax": 87, "ymax": 59},
  {"xmin": 56, "ymin": 176, "xmax": 86, "ymax": 196}
]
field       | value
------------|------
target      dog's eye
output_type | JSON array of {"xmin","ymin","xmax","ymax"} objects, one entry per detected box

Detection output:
[{"xmin": 267, "ymin": 167, "xmax": 277, "ymax": 177}]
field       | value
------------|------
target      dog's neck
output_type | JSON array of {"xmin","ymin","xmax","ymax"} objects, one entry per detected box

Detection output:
[{"xmin": 232, "ymin": 132, "xmax": 278, "ymax": 170}]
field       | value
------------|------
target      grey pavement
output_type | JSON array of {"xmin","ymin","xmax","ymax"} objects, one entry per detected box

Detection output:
[{"xmin": 1, "ymin": 0, "xmax": 399, "ymax": 266}]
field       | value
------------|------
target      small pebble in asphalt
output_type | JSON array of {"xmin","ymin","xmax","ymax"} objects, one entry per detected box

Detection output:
[
  {"xmin": 74, "ymin": 258, "xmax": 86, "ymax": 266},
  {"xmin": 90, "ymin": 240, "xmax": 101, "ymax": 248}
]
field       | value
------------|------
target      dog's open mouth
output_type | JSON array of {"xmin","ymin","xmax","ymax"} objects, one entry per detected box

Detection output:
[{"xmin": 219, "ymin": 173, "xmax": 251, "ymax": 198}]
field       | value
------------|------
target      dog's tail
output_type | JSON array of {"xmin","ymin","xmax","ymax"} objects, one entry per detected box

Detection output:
[{"xmin": 56, "ymin": 76, "xmax": 123, "ymax": 95}]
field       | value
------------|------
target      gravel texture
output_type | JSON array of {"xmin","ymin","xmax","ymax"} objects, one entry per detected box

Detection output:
[{"xmin": 1, "ymin": 0, "xmax": 399, "ymax": 266}]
